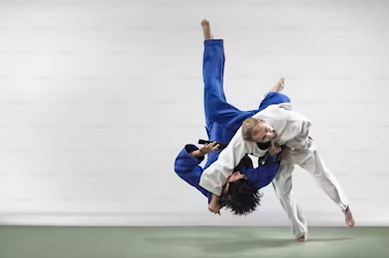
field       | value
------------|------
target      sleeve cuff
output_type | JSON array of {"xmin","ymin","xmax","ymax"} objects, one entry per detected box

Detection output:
[
  {"xmin": 185, "ymin": 144, "xmax": 199, "ymax": 153},
  {"xmin": 183, "ymin": 144, "xmax": 204, "ymax": 162}
]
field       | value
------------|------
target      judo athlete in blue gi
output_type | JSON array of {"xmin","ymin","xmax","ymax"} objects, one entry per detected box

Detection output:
[{"xmin": 174, "ymin": 22, "xmax": 290, "ymax": 215}]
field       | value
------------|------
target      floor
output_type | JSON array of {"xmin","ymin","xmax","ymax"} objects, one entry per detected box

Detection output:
[{"xmin": 0, "ymin": 226, "xmax": 387, "ymax": 258}]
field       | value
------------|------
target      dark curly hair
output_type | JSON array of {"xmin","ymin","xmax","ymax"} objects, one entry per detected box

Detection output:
[{"xmin": 224, "ymin": 178, "xmax": 262, "ymax": 216}]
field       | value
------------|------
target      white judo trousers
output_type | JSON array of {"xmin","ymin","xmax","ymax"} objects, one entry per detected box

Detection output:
[{"xmin": 272, "ymin": 137, "xmax": 349, "ymax": 239}]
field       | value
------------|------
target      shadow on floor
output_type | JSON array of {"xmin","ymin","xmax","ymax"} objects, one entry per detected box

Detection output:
[
  {"xmin": 147, "ymin": 236, "xmax": 294, "ymax": 253},
  {"xmin": 307, "ymin": 237, "xmax": 353, "ymax": 242},
  {"xmin": 147, "ymin": 235, "xmax": 354, "ymax": 254}
]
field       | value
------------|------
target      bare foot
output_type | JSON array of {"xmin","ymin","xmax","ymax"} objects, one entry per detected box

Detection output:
[
  {"xmin": 298, "ymin": 235, "xmax": 307, "ymax": 242},
  {"xmin": 264, "ymin": 78, "xmax": 285, "ymax": 97},
  {"xmin": 345, "ymin": 207, "xmax": 355, "ymax": 227},
  {"xmin": 201, "ymin": 19, "xmax": 214, "ymax": 40},
  {"xmin": 272, "ymin": 78, "xmax": 285, "ymax": 93}
]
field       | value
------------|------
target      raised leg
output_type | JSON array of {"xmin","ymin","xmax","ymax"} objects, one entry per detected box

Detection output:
[{"xmin": 201, "ymin": 20, "xmax": 242, "ymax": 127}]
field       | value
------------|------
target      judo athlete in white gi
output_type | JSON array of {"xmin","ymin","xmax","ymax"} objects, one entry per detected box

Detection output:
[{"xmin": 199, "ymin": 20, "xmax": 355, "ymax": 242}]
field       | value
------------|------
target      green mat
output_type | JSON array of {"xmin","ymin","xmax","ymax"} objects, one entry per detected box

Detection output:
[{"xmin": 0, "ymin": 226, "xmax": 387, "ymax": 258}]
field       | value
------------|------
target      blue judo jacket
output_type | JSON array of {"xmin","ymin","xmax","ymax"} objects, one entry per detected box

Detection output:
[{"xmin": 174, "ymin": 144, "xmax": 280, "ymax": 203}]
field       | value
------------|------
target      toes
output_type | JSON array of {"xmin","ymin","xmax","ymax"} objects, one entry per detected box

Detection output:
[{"xmin": 346, "ymin": 219, "xmax": 355, "ymax": 227}]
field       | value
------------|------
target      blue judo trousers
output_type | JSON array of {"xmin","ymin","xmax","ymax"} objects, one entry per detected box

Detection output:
[{"xmin": 174, "ymin": 39, "xmax": 291, "ymax": 203}]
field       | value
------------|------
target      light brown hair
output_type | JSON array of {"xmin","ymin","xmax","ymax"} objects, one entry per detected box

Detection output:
[{"xmin": 242, "ymin": 118, "xmax": 259, "ymax": 141}]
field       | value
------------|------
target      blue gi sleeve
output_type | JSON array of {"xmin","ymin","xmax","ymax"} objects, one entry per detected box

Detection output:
[
  {"xmin": 244, "ymin": 154, "xmax": 281, "ymax": 189},
  {"xmin": 174, "ymin": 144, "xmax": 211, "ymax": 201},
  {"xmin": 174, "ymin": 144, "xmax": 204, "ymax": 186}
]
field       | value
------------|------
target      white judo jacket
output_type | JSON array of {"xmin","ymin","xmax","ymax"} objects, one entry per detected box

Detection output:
[{"xmin": 199, "ymin": 103, "xmax": 312, "ymax": 196}]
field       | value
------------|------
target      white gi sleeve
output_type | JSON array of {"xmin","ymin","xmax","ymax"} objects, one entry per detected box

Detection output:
[{"xmin": 199, "ymin": 127, "xmax": 255, "ymax": 196}]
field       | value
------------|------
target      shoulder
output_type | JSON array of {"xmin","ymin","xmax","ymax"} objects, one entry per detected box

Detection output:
[
  {"xmin": 264, "ymin": 103, "xmax": 292, "ymax": 115},
  {"xmin": 288, "ymin": 110, "xmax": 311, "ymax": 125}
]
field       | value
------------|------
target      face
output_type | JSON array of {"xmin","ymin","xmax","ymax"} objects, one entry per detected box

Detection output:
[
  {"xmin": 251, "ymin": 120, "xmax": 275, "ymax": 143},
  {"xmin": 222, "ymin": 171, "xmax": 247, "ymax": 195}
]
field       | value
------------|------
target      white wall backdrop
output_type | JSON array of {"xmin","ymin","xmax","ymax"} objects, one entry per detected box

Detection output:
[{"xmin": 0, "ymin": 0, "xmax": 388, "ymax": 226}]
